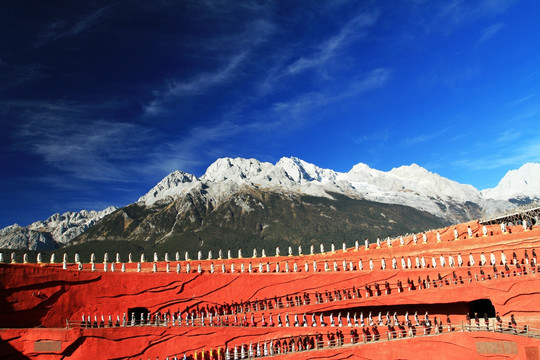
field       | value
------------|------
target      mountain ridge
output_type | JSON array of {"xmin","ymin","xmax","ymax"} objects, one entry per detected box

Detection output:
[
  {"xmin": 481, "ymin": 162, "xmax": 540, "ymax": 202},
  {"xmin": 2, "ymin": 157, "xmax": 540, "ymax": 251},
  {"xmin": 136, "ymin": 157, "xmax": 540, "ymax": 222},
  {"xmin": 0, "ymin": 206, "xmax": 117, "ymax": 251},
  {"xmin": 69, "ymin": 188, "xmax": 449, "ymax": 261}
]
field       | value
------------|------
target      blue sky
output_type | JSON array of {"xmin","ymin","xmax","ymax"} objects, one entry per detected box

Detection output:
[{"xmin": 1, "ymin": 0, "xmax": 540, "ymax": 228}]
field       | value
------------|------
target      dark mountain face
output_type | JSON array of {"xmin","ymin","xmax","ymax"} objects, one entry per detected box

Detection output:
[
  {"xmin": 5, "ymin": 158, "xmax": 539, "ymax": 253},
  {"xmin": 65, "ymin": 188, "xmax": 447, "ymax": 262}
]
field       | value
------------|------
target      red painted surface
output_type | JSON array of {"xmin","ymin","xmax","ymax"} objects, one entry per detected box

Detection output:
[{"xmin": 1, "ymin": 221, "xmax": 540, "ymax": 359}]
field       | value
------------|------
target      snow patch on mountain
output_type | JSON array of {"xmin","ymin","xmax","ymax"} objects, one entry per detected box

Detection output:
[
  {"xmin": 27, "ymin": 206, "xmax": 118, "ymax": 244},
  {"xmin": 0, "ymin": 225, "xmax": 57, "ymax": 251},
  {"xmin": 138, "ymin": 170, "xmax": 199, "ymax": 206},
  {"xmin": 481, "ymin": 163, "xmax": 540, "ymax": 201},
  {"xmin": 137, "ymin": 156, "xmax": 536, "ymax": 223},
  {"xmin": 276, "ymin": 157, "xmax": 338, "ymax": 183},
  {"xmin": 0, "ymin": 206, "xmax": 118, "ymax": 250},
  {"xmin": 203, "ymin": 157, "xmax": 274, "ymax": 183},
  {"xmin": 5, "ymin": 157, "xmax": 538, "ymax": 252},
  {"xmin": 198, "ymin": 157, "xmax": 339, "ymax": 202}
]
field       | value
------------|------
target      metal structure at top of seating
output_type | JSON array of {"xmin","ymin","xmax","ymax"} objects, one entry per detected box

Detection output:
[{"xmin": 479, "ymin": 201, "xmax": 540, "ymax": 226}]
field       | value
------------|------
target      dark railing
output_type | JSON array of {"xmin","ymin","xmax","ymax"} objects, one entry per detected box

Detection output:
[{"xmin": 108, "ymin": 320, "xmax": 538, "ymax": 360}]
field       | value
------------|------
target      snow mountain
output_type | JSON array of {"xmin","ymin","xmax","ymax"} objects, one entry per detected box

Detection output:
[
  {"xmin": 67, "ymin": 157, "xmax": 539, "ymax": 256},
  {"xmin": 137, "ymin": 157, "xmax": 526, "ymax": 223},
  {"xmin": 2, "ymin": 157, "xmax": 539, "ymax": 252},
  {"xmin": 481, "ymin": 163, "xmax": 540, "ymax": 204},
  {"xmin": 0, "ymin": 206, "xmax": 117, "ymax": 250},
  {"xmin": 0, "ymin": 224, "xmax": 57, "ymax": 251}
]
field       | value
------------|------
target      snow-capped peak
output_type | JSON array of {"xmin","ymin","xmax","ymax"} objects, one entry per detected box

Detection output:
[
  {"xmin": 201, "ymin": 157, "xmax": 273, "ymax": 183},
  {"xmin": 4, "ymin": 156, "xmax": 540, "ymax": 251},
  {"xmin": 138, "ymin": 170, "xmax": 199, "ymax": 206},
  {"xmin": 390, "ymin": 163, "xmax": 431, "ymax": 177},
  {"xmin": 349, "ymin": 162, "xmax": 373, "ymax": 173},
  {"xmin": 29, "ymin": 206, "xmax": 117, "ymax": 231},
  {"xmin": 0, "ymin": 223, "xmax": 21, "ymax": 236},
  {"xmin": 275, "ymin": 157, "xmax": 337, "ymax": 183},
  {"xmin": 25, "ymin": 206, "xmax": 117, "ymax": 246},
  {"xmin": 481, "ymin": 163, "xmax": 540, "ymax": 201},
  {"xmin": 0, "ymin": 206, "xmax": 118, "ymax": 250},
  {"xmin": 130, "ymin": 157, "xmax": 540, "ymax": 224},
  {"xmin": 388, "ymin": 164, "xmax": 479, "ymax": 202}
]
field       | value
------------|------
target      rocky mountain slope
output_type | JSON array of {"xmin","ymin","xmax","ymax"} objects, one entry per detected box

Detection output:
[
  {"xmin": 2, "ymin": 158, "xmax": 540, "ymax": 252},
  {"xmin": 0, "ymin": 207, "xmax": 117, "ymax": 250},
  {"xmin": 0, "ymin": 224, "xmax": 57, "ymax": 251},
  {"xmin": 481, "ymin": 163, "xmax": 540, "ymax": 204},
  {"xmin": 70, "ymin": 188, "xmax": 447, "ymax": 258},
  {"xmin": 68, "ymin": 158, "xmax": 540, "ymax": 257},
  {"xmin": 137, "ymin": 157, "xmax": 528, "ymax": 223}
]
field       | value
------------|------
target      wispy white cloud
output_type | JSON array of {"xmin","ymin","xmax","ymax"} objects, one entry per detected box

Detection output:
[
  {"xmin": 508, "ymin": 93, "xmax": 536, "ymax": 107},
  {"xmin": 496, "ymin": 130, "xmax": 522, "ymax": 144},
  {"xmin": 248, "ymin": 68, "xmax": 392, "ymax": 136},
  {"xmin": 144, "ymin": 18, "xmax": 275, "ymax": 117},
  {"xmin": 477, "ymin": 22, "xmax": 504, "ymax": 44},
  {"xmin": 507, "ymin": 103, "xmax": 540, "ymax": 122},
  {"xmin": 446, "ymin": 0, "xmax": 515, "ymax": 23},
  {"xmin": 250, "ymin": 10, "xmax": 380, "ymax": 97},
  {"xmin": 146, "ymin": 120, "xmax": 250, "ymax": 174},
  {"xmin": 418, "ymin": 0, "xmax": 515, "ymax": 35},
  {"xmin": 273, "ymin": 68, "xmax": 391, "ymax": 121},
  {"xmin": 144, "ymin": 52, "xmax": 248, "ymax": 116},
  {"xmin": 147, "ymin": 68, "xmax": 392, "ymax": 174},
  {"xmin": 287, "ymin": 12, "xmax": 379, "ymax": 75},
  {"xmin": 476, "ymin": 0, "xmax": 517, "ymax": 15},
  {"xmin": 451, "ymin": 135, "xmax": 540, "ymax": 171},
  {"xmin": 7, "ymin": 100, "xmax": 154, "ymax": 182},
  {"xmin": 403, "ymin": 127, "xmax": 450, "ymax": 146},
  {"xmin": 35, "ymin": 4, "xmax": 115, "ymax": 47}
]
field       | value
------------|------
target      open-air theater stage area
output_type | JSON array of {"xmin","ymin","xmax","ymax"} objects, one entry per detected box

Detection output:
[{"xmin": 2, "ymin": 209, "xmax": 540, "ymax": 359}]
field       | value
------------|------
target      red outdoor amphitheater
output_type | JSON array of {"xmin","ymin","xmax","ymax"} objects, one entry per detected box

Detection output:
[{"xmin": 1, "ymin": 210, "xmax": 540, "ymax": 359}]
